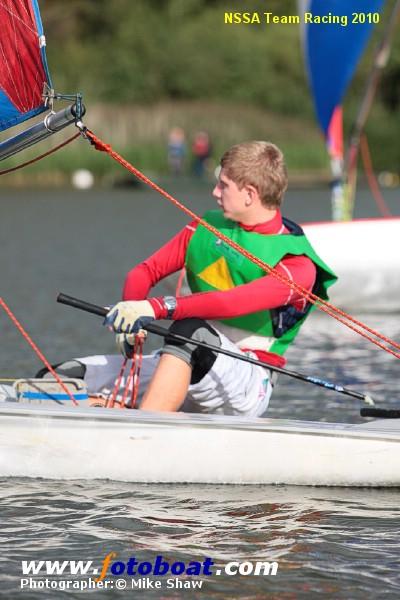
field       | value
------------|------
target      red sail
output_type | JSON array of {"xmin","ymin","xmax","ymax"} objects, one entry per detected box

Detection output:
[{"xmin": 0, "ymin": 0, "xmax": 47, "ymax": 120}]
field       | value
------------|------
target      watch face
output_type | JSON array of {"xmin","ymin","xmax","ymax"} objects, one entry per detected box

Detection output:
[{"xmin": 164, "ymin": 296, "xmax": 177, "ymax": 316}]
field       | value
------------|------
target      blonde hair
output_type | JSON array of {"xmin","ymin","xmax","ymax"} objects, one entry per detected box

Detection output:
[{"xmin": 220, "ymin": 141, "xmax": 288, "ymax": 207}]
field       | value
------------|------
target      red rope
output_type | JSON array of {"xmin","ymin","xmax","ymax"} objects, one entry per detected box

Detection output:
[
  {"xmin": 175, "ymin": 267, "xmax": 187, "ymax": 298},
  {"xmin": 84, "ymin": 129, "xmax": 400, "ymax": 360},
  {"xmin": 107, "ymin": 335, "xmax": 145, "ymax": 409},
  {"xmin": 107, "ymin": 358, "xmax": 128, "ymax": 408},
  {"xmin": 129, "ymin": 336, "xmax": 144, "ymax": 408},
  {"xmin": 0, "ymin": 133, "xmax": 80, "ymax": 176},
  {"xmin": 120, "ymin": 359, "xmax": 136, "ymax": 409},
  {"xmin": 360, "ymin": 134, "xmax": 393, "ymax": 218},
  {"xmin": 0, "ymin": 298, "xmax": 79, "ymax": 405}
]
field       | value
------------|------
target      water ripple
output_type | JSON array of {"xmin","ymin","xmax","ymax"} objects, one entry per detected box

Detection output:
[{"xmin": 1, "ymin": 480, "xmax": 400, "ymax": 598}]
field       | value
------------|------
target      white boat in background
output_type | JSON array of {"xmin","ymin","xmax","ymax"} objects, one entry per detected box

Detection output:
[
  {"xmin": 1, "ymin": 398, "xmax": 399, "ymax": 487},
  {"xmin": 302, "ymin": 218, "xmax": 400, "ymax": 313}
]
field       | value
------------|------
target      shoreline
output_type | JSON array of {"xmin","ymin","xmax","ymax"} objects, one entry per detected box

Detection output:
[{"xmin": 0, "ymin": 167, "xmax": 333, "ymax": 190}]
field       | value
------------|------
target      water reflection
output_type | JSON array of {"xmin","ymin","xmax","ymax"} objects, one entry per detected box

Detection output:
[{"xmin": 1, "ymin": 479, "xmax": 400, "ymax": 597}]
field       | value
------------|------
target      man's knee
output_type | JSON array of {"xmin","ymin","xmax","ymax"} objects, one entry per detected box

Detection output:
[
  {"xmin": 35, "ymin": 360, "xmax": 86, "ymax": 380},
  {"xmin": 162, "ymin": 319, "xmax": 221, "ymax": 384}
]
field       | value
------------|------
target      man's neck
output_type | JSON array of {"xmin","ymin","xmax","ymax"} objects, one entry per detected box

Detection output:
[{"xmin": 239, "ymin": 206, "xmax": 277, "ymax": 227}]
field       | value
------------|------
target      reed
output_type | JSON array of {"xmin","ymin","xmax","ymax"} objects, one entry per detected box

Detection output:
[{"xmin": 0, "ymin": 101, "xmax": 329, "ymax": 186}]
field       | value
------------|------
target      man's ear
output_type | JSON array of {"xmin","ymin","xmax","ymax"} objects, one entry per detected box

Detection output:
[{"xmin": 245, "ymin": 184, "xmax": 258, "ymax": 205}]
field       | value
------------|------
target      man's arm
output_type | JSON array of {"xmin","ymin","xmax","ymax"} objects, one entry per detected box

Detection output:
[
  {"xmin": 148, "ymin": 255, "xmax": 317, "ymax": 320},
  {"xmin": 122, "ymin": 222, "xmax": 196, "ymax": 300}
]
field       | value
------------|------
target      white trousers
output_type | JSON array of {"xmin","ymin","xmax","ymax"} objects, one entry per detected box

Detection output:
[{"xmin": 78, "ymin": 333, "xmax": 273, "ymax": 417}]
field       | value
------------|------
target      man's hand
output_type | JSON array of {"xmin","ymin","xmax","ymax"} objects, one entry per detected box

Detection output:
[
  {"xmin": 115, "ymin": 332, "xmax": 135, "ymax": 358},
  {"xmin": 105, "ymin": 300, "xmax": 155, "ymax": 333}
]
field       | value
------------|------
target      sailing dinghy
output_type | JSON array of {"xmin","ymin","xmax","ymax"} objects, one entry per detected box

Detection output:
[
  {"xmin": 0, "ymin": 393, "xmax": 399, "ymax": 486},
  {"xmin": 0, "ymin": 294, "xmax": 399, "ymax": 488}
]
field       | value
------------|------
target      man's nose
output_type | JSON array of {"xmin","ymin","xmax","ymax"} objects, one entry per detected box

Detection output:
[{"xmin": 212, "ymin": 184, "xmax": 221, "ymax": 198}]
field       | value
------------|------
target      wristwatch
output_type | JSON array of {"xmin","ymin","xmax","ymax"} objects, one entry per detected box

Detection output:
[{"xmin": 162, "ymin": 296, "xmax": 177, "ymax": 319}]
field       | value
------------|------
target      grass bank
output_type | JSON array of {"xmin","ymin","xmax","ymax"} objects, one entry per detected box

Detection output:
[{"xmin": 0, "ymin": 101, "xmax": 331, "ymax": 187}]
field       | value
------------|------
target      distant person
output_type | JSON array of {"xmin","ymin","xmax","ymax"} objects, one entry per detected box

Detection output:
[
  {"xmin": 192, "ymin": 131, "xmax": 212, "ymax": 177},
  {"xmin": 167, "ymin": 127, "xmax": 186, "ymax": 176}
]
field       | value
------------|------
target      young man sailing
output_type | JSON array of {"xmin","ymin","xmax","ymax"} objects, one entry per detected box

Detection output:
[{"xmin": 102, "ymin": 141, "xmax": 337, "ymax": 415}]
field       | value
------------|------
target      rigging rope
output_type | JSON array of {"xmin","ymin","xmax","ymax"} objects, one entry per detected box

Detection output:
[
  {"xmin": 0, "ymin": 132, "xmax": 80, "ymax": 176},
  {"xmin": 106, "ymin": 358, "xmax": 127, "ymax": 408},
  {"xmin": 106, "ymin": 332, "xmax": 146, "ymax": 408},
  {"xmin": 130, "ymin": 335, "xmax": 144, "ymax": 408},
  {"xmin": 81, "ymin": 128, "xmax": 400, "ymax": 360},
  {"xmin": 0, "ymin": 297, "xmax": 79, "ymax": 405},
  {"xmin": 106, "ymin": 334, "xmax": 144, "ymax": 409}
]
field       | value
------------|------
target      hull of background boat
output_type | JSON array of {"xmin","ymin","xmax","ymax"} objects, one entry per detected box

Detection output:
[
  {"xmin": 1, "ymin": 403, "xmax": 399, "ymax": 486},
  {"xmin": 302, "ymin": 218, "xmax": 400, "ymax": 313}
]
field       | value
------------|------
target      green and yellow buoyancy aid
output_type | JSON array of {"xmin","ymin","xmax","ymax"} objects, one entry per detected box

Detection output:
[{"xmin": 185, "ymin": 210, "xmax": 337, "ymax": 356}]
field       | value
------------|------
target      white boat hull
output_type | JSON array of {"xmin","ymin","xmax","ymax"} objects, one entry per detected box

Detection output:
[
  {"xmin": 302, "ymin": 218, "xmax": 400, "ymax": 312},
  {"xmin": 1, "ymin": 403, "xmax": 399, "ymax": 486}
]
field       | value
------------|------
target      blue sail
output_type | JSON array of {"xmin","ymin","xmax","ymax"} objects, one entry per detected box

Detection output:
[{"xmin": 300, "ymin": 0, "xmax": 386, "ymax": 136}]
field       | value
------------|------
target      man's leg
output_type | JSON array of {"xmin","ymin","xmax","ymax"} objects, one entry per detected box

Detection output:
[
  {"xmin": 183, "ymin": 330, "xmax": 273, "ymax": 417},
  {"xmin": 140, "ymin": 319, "xmax": 220, "ymax": 412},
  {"xmin": 36, "ymin": 355, "xmax": 161, "ymax": 407},
  {"xmin": 140, "ymin": 319, "xmax": 272, "ymax": 416},
  {"xmin": 141, "ymin": 354, "xmax": 192, "ymax": 411}
]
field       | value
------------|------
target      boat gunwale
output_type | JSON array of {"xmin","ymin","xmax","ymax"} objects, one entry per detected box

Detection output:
[{"xmin": 1, "ymin": 402, "xmax": 400, "ymax": 443}]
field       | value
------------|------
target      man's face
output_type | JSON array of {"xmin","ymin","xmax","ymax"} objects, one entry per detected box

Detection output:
[{"xmin": 212, "ymin": 169, "xmax": 249, "ymax": 222}]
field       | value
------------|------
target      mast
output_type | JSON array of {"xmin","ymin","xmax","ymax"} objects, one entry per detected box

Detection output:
[{"xmin": 343, "ymin": 0, "xmax": 400, "ymax": 219}]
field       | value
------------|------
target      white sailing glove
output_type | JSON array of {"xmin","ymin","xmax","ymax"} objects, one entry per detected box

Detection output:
[
  {"xmin": 115, "ymin": 333, "xmax": 136, "ymax": 358},
  {"xmin": 105, "ymin": 300, "xmax": 155, "ymax": 334}
]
